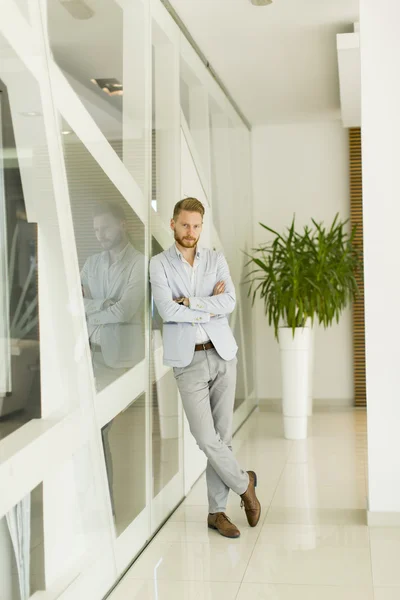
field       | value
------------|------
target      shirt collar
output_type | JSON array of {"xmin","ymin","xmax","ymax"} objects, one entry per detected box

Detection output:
[
  {"xmin": 175, "ymin": 244, "xmax": 201, "ymax": 261},
  {"xmin": 109, "ymin": 243, "xmax": 130, "ymax": 264}
]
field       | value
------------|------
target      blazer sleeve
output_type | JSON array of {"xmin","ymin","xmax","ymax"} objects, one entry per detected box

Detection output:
[
  {"xmin": 81, "ymin": 258, "xmax": 104, "ymax": 315},
  {"xmin": 150, "ymin": 256, "xmax": 211, "ymax": 324},
  {"xmin": 87, "ymin": 253, "xmax": 145, "ymax": 325},
  {"xmin": 188, "ymin": 252, "xmax": 236, "ymax": 315}
]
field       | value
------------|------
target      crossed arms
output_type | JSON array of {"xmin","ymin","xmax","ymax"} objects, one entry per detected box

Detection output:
[
  {"xmin": 81, "ymin": 256, "xmax": 145, "ymax": 325},
  {"xmin": 149, "ymin": 252, "xmax": 236, "ymax": 324}
]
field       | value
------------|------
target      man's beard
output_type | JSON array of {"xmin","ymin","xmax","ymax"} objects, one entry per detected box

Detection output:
[
  {"xmin": 101, "ymin": 232, "xmax": 124, "ymax": 250},
  {"xmin": 174, "ymin": 231, "xmax": 198, "ymax": 248}
]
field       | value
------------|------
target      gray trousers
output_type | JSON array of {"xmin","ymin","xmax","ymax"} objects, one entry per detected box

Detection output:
[{"xmin": 174, "ymin": 348, "xmax": 249, "ymax": 513}]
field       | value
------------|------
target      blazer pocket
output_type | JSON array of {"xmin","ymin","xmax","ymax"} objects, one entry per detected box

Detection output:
[{"xmin": 162, "ymin": 323, "xmax": 183, "ymax": 360}]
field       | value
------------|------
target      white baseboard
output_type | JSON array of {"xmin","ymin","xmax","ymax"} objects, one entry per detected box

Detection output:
[
  {"xmin": 368, "ymin": 511, "xmax": 400, "ymax": 526},
  {"xmin": 258, "ymin": 397, "xmax": 355, "ymax": 411}
]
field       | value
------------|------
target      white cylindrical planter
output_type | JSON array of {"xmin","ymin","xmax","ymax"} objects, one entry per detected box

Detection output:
[{"xmin": 279, "ymin": 327, "xmax": 311, "ymax": 440}]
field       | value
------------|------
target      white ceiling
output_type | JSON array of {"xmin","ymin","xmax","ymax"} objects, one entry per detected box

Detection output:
[{"xmin": 169, "ymin": 0, "xmax": 359, "ymax": 126}]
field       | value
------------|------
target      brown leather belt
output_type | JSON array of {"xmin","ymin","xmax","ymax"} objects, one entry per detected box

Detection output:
[{"xmin": 194, "ymin": 341, "xmax": 214, "ymax": 352}]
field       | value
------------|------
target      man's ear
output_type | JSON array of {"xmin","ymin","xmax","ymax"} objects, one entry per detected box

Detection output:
[{"xmin": 170, "ymin": 218, "xmax": 175, "ymax": 231}]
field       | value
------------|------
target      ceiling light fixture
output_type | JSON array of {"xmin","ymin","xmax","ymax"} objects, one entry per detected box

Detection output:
[
  {"xmin": 91, "ymin": 78, "xmax": 123, "ymax": 97},
  {"xmin": 62, "ymin": 130, "xmax": 72, "ymax": 135},
  {"xmin": 250, "ymin": 0, "xmax": 273, "ymax": 5}
]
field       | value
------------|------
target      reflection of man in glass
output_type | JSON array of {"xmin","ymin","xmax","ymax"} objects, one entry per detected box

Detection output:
[
  {"xmin": 81, "ymin": 202, "xmax": 144, "ymax": 519},
  {"xmin": 81, "ymin": 201, "xmax": 145, "ymax": 391}
]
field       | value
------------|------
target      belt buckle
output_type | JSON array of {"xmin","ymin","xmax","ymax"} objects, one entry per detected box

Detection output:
[{"xmin": 202, "ymin": 343, "xmax": 207, "ymax": 352}]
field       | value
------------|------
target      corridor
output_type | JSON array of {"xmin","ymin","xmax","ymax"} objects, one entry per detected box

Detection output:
[{"xmin": 106, "ymin": 407, "xmax": 397, "ymax": 599}]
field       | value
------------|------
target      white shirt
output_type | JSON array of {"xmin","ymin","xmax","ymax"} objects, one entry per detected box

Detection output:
[{"xmin": 175, "ymin": 245, "xmax": 210, "ymax": 345}]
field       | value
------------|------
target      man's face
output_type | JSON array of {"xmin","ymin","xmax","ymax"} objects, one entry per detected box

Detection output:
[
  {"xmin": 171, "ymin": 210, "xmax": 203, "ymax": 248},
  {"xmin": 94, "ymin": 213, "xmax": 125, "ymax": 250}
]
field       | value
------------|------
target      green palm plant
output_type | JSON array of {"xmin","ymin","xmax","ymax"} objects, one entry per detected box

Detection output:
[{"xmin": 245, "ymin": 214, "xmax": 360, "ymax": 340}]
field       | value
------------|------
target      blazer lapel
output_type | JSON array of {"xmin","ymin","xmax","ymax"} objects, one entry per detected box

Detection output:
[{"xmin": 167, "ymin": 245, "xmax": 192, "ymax": 297}]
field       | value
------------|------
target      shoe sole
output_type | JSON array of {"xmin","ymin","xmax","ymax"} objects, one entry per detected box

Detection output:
[{"xmin": 208, "ymin": 524, "xmax": 241, "ymax": 538}]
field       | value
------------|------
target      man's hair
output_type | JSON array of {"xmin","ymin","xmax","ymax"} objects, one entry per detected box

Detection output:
[
  {"xmin": 92, "ymin": 201, "xmax": 126, "ymax": 222},
  {"xmin": 173, "ymin": 197, "xmax": 205, "ymax": 221}
]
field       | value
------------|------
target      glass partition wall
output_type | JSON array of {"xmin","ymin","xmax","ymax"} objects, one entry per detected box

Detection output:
[{"xmin": 0, "ymin": 1, "xmax": 255, "ymax": 599}]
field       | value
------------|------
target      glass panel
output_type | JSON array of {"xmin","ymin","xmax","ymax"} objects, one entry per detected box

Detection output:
[
  {"xmin": 0, "ymin": 484, "xmax": 44, "ymax": 600},
  {"xmin": 151, "ymin": 237, "xmax": 163, "ymax": 349},
  {"xmin": 0, "ymin": 43, "xmax": 42, "ymax": 439},
  {"xmin": 152, "ymin": 371, "xmax": 179, "ymax": 498},
  {"xmin": 1, "ymin": 443, "xmax": 111, "ymax": 597},
  {"xmin": 47, "ymin": 0, "xmax": 123, "ymax": 154},
  {"xmin": 47, "ymin": 0, "xmax": 147, "ymax": 192},
  {"xmin": 209, "ymin": 107, "xmax": 226, "ymax": 240},
  {"xmin": 240, "ymin": 262, "xmax": 255, "ymax": 396},
  {"xmin": 61, "ymin": 128, "xmax": 145, "ymax": 392},
  {"xmin": 180, "ymin": 58, "xmax": 210, "ymax": 190},
  {"xmin": 42, "ymin": 444, "xmax": 112, "ymax": 590},
  {"xmin": 151, "ymin": 18, "xmax": 182, "ymax": 509},
  {"xmin": 14, "ymin": 0, "xmax": 31, "ymax": 24},
  {"xmin": 180, "ymin": 77, "xmax": 190, "ymax": 125},
  {"xmin": 233, "ymin": 312, "xmax": 246, "ymax": 411},
  {"xmin": 101, "ymin": 393, "xmax": 146, "ymax": 536},
  {"xmin": 152, "ymin": 20, "xmax": 179, "ymax": 228}
]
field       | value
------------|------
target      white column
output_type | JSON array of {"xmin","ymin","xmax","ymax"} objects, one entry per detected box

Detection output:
[{"xmin": 361, "ymin": 0, "xmax": 400, "ymax": 517}]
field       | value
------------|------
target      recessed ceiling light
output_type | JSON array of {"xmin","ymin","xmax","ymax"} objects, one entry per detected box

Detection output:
[
  {"xmin": 91, "ymin": 78, "xmax": 123, "ymax": 97},
  {"xmin": 20, "ymin": 111, "xmax": 41, "ymax": 117},
  {"xmin": 250, "ymin": 0, "xmax": 273, "ymax": 5},
  {"xmin": 62, "ymin": 130, "xmax": 72, "ymax": 135}
]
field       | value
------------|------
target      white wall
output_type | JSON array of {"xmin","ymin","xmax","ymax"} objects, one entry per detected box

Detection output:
[
  {"xmin": 252, "ymin": 120, "xmax": 353, "ymax": 404},
  {"xmin": 361, "ymin": 0, "xmax": 400, "ymax": 515}
]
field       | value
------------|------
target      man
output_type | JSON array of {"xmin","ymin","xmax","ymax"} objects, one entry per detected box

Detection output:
[
  {"xmin": 150, "ymin": 197, "xmax": 261, "ymax": 539},
  {"xmin": 81, "ymin": 202, "xmax": 145, "ymax": 391},
  {"xmin": 81, "ymin": 201, "xmax": 145, "ymax": 517}
]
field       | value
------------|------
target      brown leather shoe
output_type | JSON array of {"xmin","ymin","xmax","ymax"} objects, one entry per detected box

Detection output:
[
  {"xmin": 207, "ymin": 512, "xmax": 240, "ymax": 538},
  {"xmin": 240, "ymin": 471, "xmax": 261, "ymax": 527}
]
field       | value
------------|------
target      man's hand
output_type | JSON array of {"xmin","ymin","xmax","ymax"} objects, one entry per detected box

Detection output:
[
  {"xmin": 102, "ymin": 299, "xmax": 115, "ymax": 309},
  {"xmin": 213, "ymin": 281, "xmax": 225, "ymax": 295},
  {"xmin": 173, "ymin": 297, "xmax": 189, "ymax": 307}
]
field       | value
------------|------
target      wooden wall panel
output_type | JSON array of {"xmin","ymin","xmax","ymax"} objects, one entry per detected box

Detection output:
[{"xmin": 349, "ymin": 128, "xmax": 366, "ymax": 407}]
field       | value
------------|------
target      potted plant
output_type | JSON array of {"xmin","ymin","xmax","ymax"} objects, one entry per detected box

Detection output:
[{"xmin": 246, "ymin": 215, "xmax": 359, "ymax": 440}]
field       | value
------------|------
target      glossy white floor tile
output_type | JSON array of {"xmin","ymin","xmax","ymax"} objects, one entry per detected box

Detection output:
[
  {"xmin": 244, "ymin": 523, "xmax": 372, "ymax": 586},
  {"xmin": 370, "ymin": 527, "xmax": 400, "ymax": 586},
  {"xmin": 123, "ymin": 540, "xmax": 255, "ymax": 582},
  {"xmin": 265, "ymin": 506, "xmax": 367, "ymax": 526},
  {"xmin": 108, "ymin": 408, "xmax": 386, "ymax": 600},
  {"xmin": 374, "ymin": 588, "xmax": 400, "ymax": 600},
  {"xmin": 236, "ymin": 583, "xmax": 374, "ymax": 600},
  {"xmin": 153, "ymin": 520, "xmax": 260, "ymax": 545},
  {"xmin": 109, "ymin": 579, "xmax": 240, "ymax": 600}
]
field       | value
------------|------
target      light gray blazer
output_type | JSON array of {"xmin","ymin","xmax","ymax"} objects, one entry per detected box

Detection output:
[
  {"xmin": 81, "ymin": 244, "xmax": 145, "ymax": 369},
  {"xmin": 149, "ymin": 245, "xmax": 238, "ymax": 367}
]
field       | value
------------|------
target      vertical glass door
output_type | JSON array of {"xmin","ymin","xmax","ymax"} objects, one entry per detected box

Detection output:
[
  {"xmin": 150, "ymin": 14, "xmax": 184, "ymax": 529},
  {"xmin": 46, "ymin": 0, "xmax": 152, "ymax": 575}
]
